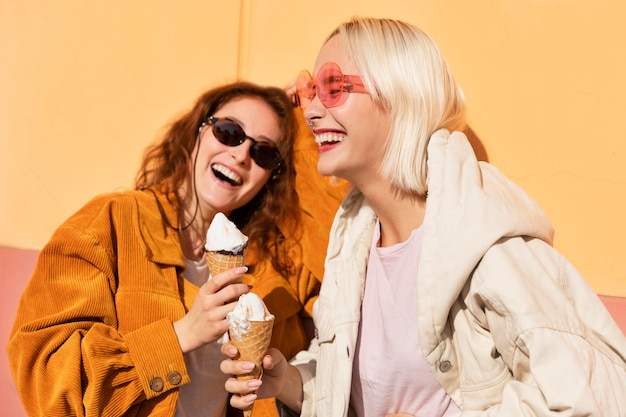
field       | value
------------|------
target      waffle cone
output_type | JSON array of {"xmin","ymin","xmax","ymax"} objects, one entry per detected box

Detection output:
[
  {"xmin": 229, "ymin": 318, "xmax": 274, "ymax": 417},
  {"xmin": 206, "ymin": 250, "xmax": 246, "ymax": 277}
]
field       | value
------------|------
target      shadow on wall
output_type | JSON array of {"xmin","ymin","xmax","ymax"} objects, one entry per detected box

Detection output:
[
  {"xmin": 2, "ymin": 238, "xmax": 626, "ymax": 415},
  {"xmin": 465, "ymin": 125, "xmax": 489, "ymax": 162}
]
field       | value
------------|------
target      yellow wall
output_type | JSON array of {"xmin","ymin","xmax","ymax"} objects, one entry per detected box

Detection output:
[{"xmin": 2, "ymin": 0, "xmax": 625, "ymax": 295}]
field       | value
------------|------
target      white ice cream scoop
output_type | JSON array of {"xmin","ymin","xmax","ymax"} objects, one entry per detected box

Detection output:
[{"xmin": 228, "ymin": 293, "xmax": 274, "ymax": 341}]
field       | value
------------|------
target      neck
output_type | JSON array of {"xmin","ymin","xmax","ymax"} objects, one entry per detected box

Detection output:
[
  {"xmin": 179, "ymin": 225, "xmax": 206, "ymax": 261},
  {"xmin": 178, "ymin": 205, "xmax": 218, "ymax": 262},
  {"xmin": 360, "ymin": 183, "xmax": 426, "ymax": 247}
]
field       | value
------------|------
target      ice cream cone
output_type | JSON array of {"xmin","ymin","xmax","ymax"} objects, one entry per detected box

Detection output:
[
  {"xmin": 229, "ymin": 318, "xmax": 274, "ymax": 417},
  {"xmin": 206, "ymin": 249, "xmax": 246, "ymax": 277}
]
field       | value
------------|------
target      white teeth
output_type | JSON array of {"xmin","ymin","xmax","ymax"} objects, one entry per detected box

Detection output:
[
  {"xmin": 314, "ymin": 133, "xmax": 345, "ymax": 146},
  {"xmin": 212, "ymin": 164, "xmax": 242, "ymax": 185}
]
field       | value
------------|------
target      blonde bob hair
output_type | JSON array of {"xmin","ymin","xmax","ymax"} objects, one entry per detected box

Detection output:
[{"xmin": 330, "ymin": 17, "xmax": 466, "ymax": 195}]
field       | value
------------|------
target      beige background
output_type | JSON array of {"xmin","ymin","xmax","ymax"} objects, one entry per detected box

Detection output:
[{"xmin": 2, "ymin": 0, "xmax": 625, "ymax": 296}]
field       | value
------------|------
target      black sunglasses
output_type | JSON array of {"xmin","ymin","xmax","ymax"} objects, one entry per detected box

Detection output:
[{"xmin": 204, "ymin": 116, "xmax": 283, "ymax": 170}]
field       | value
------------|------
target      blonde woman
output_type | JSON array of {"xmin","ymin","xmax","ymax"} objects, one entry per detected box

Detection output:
[{"xmin": 222, "ymin": 17, "xmax": 626, "ymax": 417}]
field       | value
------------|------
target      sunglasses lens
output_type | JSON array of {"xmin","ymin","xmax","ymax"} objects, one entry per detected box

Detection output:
[
  {"xmin": 250, "ymin": 143, "xmax": 281, "ymax": 170},
  {"xmin": 213, "ymin": 120, "xmax": 244, "ymax": 146},
  {"xmin": 318, "ymin": 66, "xmax": 344, "ymax": 107},
  {"xmin": 296, "ymin": 70, "xmax": 315, "ymax": 109},
  {"xmin": 210, "ymin": 118, "xmax": 282, "ymax": 170},
  {"xmin": 296, "ymin": 63, "xmax": 351, "ymax": 109}
]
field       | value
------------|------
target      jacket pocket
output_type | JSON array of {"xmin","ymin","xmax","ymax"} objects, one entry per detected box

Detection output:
[{"xmin": 450, "ymin": 299, "xmax": 513, "ymax": 409}]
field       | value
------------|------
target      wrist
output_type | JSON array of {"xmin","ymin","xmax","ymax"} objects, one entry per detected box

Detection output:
[
  {"xmin": 172, "ymin": 319, "xmax": 195, "ymax": 353},
  {"xmin": 276, "ymin": 364, "xmax": 303, "ymax": 414}
]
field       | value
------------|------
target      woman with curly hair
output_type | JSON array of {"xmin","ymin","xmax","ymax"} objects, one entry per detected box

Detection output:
[{"xmin": 8, "ymin": 81, "xmax": 300, "ymax": 417}]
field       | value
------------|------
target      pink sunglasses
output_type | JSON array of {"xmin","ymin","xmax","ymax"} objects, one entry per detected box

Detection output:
[{"xmin": 295, "ymin": 62, "xmax": 368, "ymax": 109}]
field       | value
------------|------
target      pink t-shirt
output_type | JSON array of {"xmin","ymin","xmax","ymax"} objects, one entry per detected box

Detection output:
[{"xmin": 350, "ymin": 222, "xmax": 460, "ymax": 417}]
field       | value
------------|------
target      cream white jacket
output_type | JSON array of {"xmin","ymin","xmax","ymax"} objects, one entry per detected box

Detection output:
[{"xmin": 290, "ymin": 130, "xmax": 626, "ymax": 417}]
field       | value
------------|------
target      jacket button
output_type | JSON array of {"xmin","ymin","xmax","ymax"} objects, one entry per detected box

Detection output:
[
  {"xmin": 167, "ymin": 371, "xmax": 182, "ymax": 385},
  {"xmin": 439, "ymin": 360, "xmax": 452, "ymax": 372},
  {"xmin": 150, "ymin": 377, "xmax": 164, "ymax": 392}
]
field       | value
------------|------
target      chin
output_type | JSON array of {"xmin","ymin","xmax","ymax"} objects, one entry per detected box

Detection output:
[{"xmin": 316, "ymin": 164, "xmax": 336, "ymax": 177}]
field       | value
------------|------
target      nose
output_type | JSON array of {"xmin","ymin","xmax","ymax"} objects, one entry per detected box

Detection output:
[
  {"xmin": 230, "ymin": 140, "xmax": 253, "ymax": 165},
  {"xmin": 303, "ymin": 92, "xmax": 325, "ymax": 123}
]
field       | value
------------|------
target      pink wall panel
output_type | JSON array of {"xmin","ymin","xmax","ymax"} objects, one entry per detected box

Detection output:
[
  {"xmin": 599, "ymin": 295, "xmax": 626, "ymax": 337},
  {"xmin": 1, "ymin": 246, "xmax": 36, "ymax": 416}
]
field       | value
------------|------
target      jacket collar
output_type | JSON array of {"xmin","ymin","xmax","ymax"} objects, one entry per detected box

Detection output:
[{"xmin": 134, "ymin": 186, "xmax": 186, "ymax": 268}]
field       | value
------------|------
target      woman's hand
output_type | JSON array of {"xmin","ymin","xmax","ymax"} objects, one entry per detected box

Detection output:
[
  {"xmin": 221, "ymin": 344, "xmax": 300, "ymax": 412},
  {"xmin": 173, "ymin": 267, "xmax": 249, "ymax": 353}
]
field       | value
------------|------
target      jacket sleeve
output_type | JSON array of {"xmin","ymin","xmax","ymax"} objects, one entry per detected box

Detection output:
[
  {"xmin": 290, "ymin": 337, "xmax": 319, "ymax": 417},
  {"xmin": 6, "ymin": 197, "xmax": 187, "ymax": 416},
  {"xmin": 459, "ymin": 237, "xmax": 626, "ymax": 416}
]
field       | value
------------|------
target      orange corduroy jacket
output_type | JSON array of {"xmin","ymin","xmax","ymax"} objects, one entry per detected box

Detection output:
[{"xmin": 8, "ymin": 187, "xmax": 196, "ymax": 416}]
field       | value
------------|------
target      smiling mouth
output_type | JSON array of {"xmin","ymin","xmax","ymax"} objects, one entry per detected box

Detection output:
[
  {"xmin": 212, "ymin": 164, "xmax": 242, "ymax": 186},
  {"xmin": 315, "ymin": 133, "xmax": 345, "ymax": 147}
]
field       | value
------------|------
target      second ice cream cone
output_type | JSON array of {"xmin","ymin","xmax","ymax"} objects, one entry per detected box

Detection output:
[
  {"xmin": 229, "ymin": 318, "xmax": 274, "ymax": 417},
  {"xmin": 229, "ymin": 318, "xmax": 274, "ymax": 380},
  {"xmin": 228, "ymin": 293, "xmax": 275, "ymax": 417}
]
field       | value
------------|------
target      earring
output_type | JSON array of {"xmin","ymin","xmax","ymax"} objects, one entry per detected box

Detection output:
[{"xmin": 307, "ymin": 120, "xmax": 314, "ymax": 128}]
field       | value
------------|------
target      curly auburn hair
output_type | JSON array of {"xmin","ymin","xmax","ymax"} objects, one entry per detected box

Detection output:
[{"xmin": 135, "ymin": 81, "xmax": 300, "ymax": 278}]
